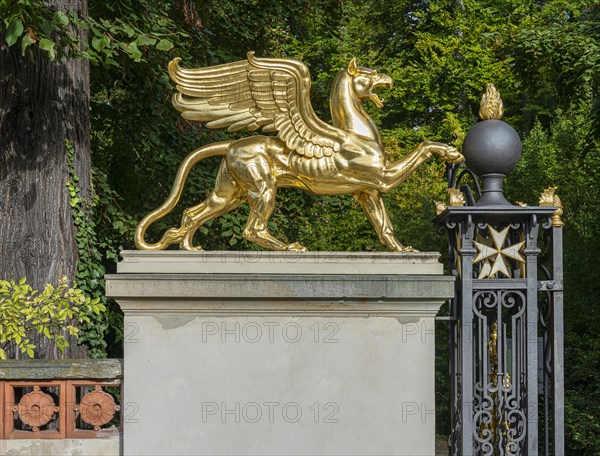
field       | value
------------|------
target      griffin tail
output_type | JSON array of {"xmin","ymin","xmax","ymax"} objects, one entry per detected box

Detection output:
[{"xmin": 134, "ymin": 141, "xmax": 233, "ymax": 250}]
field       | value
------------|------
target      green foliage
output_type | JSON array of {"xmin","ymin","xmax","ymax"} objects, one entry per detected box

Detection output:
[
  {"xmin": 512, "ymin": 1, "xmax": 600, "ymax": 132},
  {"xmin": 508, "ymin": 89, "xmax": 600, "ymax": 232},
  {"xmin": 0, "ymin": 276, "xmax": 105, "ymax": 360},
  {"xmin": 66, "ymin": 141, "xmax": 136, "ymax": 358},
  {"xmin": 1, "ymin": 0, "xmax": 186, "ymax": 64},
  {"xmin": 507, "ymin": 90, "xmax": 600, "ymax": 454},
  {"xmin": 7, "ymin": 0, "xmax": 600, "ymax": 450}
]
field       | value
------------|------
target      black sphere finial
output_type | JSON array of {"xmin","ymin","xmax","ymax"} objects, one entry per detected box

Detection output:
[{"xmin": 462, "ymin": 85, "xmax": 522, "ymax": 206}]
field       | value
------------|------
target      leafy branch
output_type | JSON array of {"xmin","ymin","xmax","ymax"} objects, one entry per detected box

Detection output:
[
  {"xmin": 1, "ymin": 0, "xmax": 186, "ymax": 64},
  {"xmin": 0, "ymin": 276, "xmax": 105, "ymax": 360}
]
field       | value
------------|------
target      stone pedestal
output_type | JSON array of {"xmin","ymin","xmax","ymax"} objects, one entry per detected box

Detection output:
[{"xmin": 106, "ymin": 251, "xmax": 453, "ymax": 456}]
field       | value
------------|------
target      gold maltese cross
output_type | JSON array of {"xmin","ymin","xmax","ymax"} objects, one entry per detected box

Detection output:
[{"xmin": 473, "ymin": 226, "xmax": 525, "ymax": 279}]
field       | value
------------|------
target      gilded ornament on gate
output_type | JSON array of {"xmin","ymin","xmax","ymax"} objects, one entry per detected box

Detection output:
[
  {"xmin": 135, "ymin": 53, "xmax": 463, "ymax": 252},
  {"xmin": 479, "ymin": 322, "xmax": 512, "ymax": 448},
  {"xmin": 435, "ymin": 188, "xmax": 465, "ymax": 215},
  {"xmin": 473, "ymin": 226, "xmax": 525, "ymax": 279},
  {"xmin": 434, "ymin": 201, "xmax": 447, "ymax": 216},
  {"xmin": 448, "ymin": 188, "xmax": 466, "ymax": 207},
  {"xmin": 539, "ymin": 187, "xmax": 564, "ymax": 227}
]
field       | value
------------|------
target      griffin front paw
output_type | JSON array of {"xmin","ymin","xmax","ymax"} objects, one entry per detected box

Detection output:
[
  {"xmin": 443, "ymin": 147, "xmax": 464, "ymax": 164},
  {"xmin": 284, "ymin": 242, "xmax": 308, "ymax": 252}
]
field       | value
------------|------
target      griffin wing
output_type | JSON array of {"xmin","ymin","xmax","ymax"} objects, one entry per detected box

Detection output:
[{"xmin": 169, "ymin": 52, "xmax": 346, "ymax": 159}]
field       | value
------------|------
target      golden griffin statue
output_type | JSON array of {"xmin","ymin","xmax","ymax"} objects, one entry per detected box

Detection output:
[{"xmin": 135, "ymin": 52, "xmax": 464, "ymax": 252}]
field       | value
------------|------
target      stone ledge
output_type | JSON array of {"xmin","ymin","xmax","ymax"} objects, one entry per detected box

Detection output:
[
  {"xmin": 110, "ymin": 301, "xmax": 446, "ymax": 317},
  {"xmin": 106, "ymin": 274, "xmax": 454, "ymax": 299},
  {"xmin": 116, "ymin": 250, "xmax": 444, "ymax": 275},
  {"xmin": 106, "ymin": 274, "xmax": 453, "ymax": 317},
  {"xmin": 0, "ymin": 359, "xmax": 123, "ymax": 380}
]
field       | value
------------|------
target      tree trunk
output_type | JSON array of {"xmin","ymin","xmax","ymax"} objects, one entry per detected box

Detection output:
[{"xmin": 0, "ymin": 0, "xmax": 90, "ymax": 358}]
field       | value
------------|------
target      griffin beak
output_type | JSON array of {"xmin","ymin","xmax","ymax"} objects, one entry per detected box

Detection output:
[{"xmin": 370, "ymin": 74, "xmax": 393, "ymax": 109}]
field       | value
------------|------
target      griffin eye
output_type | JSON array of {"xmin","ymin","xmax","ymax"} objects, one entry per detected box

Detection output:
[{"xmin": 355, "ymin": 79, "xmax": 368, "ymax": 89}]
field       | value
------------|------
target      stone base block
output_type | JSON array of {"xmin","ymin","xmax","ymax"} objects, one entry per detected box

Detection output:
[{"xmin": 107, "ymin": 251, "xmax": 453, "ymax": 456}]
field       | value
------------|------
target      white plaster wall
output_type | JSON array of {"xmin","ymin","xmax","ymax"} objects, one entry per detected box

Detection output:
[{"xmin": 123, "ymin": 314, "xmax": 437, "ymax": 456}]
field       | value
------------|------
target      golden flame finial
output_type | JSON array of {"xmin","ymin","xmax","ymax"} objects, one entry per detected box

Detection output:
[{"xmin": 479, "ymin": 84, "xmax": 504, "ymax": 120}]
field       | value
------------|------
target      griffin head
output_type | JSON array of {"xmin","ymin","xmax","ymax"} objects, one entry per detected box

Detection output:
[{"xmin": 347, "ymin": 58, "xmax": 393, "ymax": 109}]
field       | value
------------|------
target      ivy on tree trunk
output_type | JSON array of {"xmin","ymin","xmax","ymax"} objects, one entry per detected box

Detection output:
[{"xmin": 0, "ymin": 0, "xmax": 90, "ymax": 358}]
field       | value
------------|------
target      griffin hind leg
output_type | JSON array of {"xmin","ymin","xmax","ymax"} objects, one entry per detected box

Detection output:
[
  {"xmin": 242, "ymin": 186, "xmax": 307, "ymax": 252},
  {"xmin": 226, "ymin": 139, "xmax": 307, "ymax": 252},
  {"xmin": 179, "ymin": 160, "xmax": 244, "ymax": 250}
]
